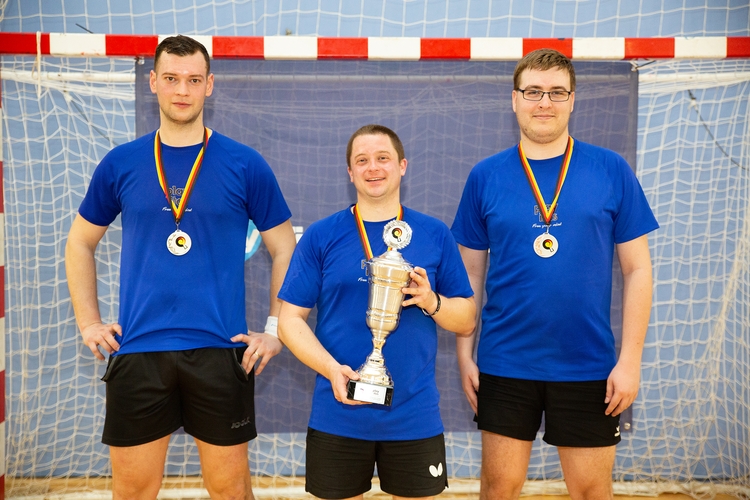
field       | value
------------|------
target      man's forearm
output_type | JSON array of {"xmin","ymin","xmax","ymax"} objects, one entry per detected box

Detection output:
[
  {"xmin": 262, "ymin": 220, "xmax": 297, "ymax": 317},
  {"xmin": 618, "ymin": 267, "xmax": 652, "ymax": 367},
  {"xmin": 456, "ymin": 332, "xmax": 477, "ymax": 362},
  {"xmin": 268, "ymin": 254, "xmax": 291, "ymax": 317},
  {"xmin": 65, "ymin": 240, "xmax": 103, "ymax": 332}
]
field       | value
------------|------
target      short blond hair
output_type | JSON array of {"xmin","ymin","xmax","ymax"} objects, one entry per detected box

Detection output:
[{"xmin": 513, "ymin": 49, "xmax": 576, "ymax": 91}]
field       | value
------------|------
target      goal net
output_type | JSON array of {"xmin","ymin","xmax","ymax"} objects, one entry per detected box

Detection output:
[{"xmin": 1, "ymin": 52, "xmax": 748, "ymax": 499}]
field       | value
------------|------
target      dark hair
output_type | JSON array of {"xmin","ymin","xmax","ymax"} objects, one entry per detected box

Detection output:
[
  {"xmin": 346, "ymin": 124, "xmax": 405, "ymax": 167},
  {"xmin": 513, "ymin": 48, "xmax": 576, "ymax": 91},
  {"xmin": 154, "ymin": 35, "xmax": 210, "ymax": 75}
]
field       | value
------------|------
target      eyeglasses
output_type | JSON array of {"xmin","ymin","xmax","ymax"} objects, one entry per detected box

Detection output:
[{"xmin": 516, "ymin": 88, "xmax": 573, "ymax": 102}]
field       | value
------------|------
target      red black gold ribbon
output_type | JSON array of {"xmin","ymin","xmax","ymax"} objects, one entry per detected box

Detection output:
[
  {"xmin": 517, "ymin": 136, "xmax": 574, "ymax": 226},
  {"xmin": 353, "ymin": 203, "xmax": 404, "ymax": 260},
  {"xmin": 154, "ymin": 128, "xmax": 209, "ymax": 226}
]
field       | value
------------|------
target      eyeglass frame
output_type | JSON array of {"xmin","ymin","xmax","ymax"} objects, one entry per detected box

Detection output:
[{"xmin": 515, "ymin": 88, "xmax": 573, "ymax": 102}]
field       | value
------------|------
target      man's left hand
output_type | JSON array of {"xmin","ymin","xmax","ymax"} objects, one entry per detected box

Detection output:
[
  {"xmin": 605, "ymin": 360, "xmax": 641, "ymax": 416},
  {"xmin": 402, "ymin": 266, "xmax": 438, "ymax": 312},
  {"xmin": 231, "ymin": 331, "xmax": 283, "ymax": 375}
]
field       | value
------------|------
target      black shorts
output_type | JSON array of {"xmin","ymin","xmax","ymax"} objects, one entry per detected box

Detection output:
[
  {"xmin": 101, "ymin": 347, "xmax": 257, "ymax": 447},
  {"xmin": 476, "ymin": 373, "xmax": 621, "ymax": 447},
  {"xmin": 305, "ymin": 428, "xmax": 448, "ymax": 499}
]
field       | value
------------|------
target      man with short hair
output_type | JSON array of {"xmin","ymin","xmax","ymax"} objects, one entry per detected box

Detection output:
[
  {"xmin": 278, "ymin": 124, "xmax": 476, "ymax": 500},
  {"xmin": 451, "ymin": 49, "xmax": 658, "ymax": 500},
  {"xmin": 65, "ymin": 35, "xmax": 296, "ymax": 499}
]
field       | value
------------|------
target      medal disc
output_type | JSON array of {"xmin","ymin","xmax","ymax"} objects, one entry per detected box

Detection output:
[
  {"xmin": 533, "ymin": 233, "xmax": 558, "ymax": 258},
  {"xmin": 382, "ymin": 220, "xmax": 413, "ymax": 250},
  {"xmin": 167, "ymin": 230, "xmax": 192, "ymax": 256}
]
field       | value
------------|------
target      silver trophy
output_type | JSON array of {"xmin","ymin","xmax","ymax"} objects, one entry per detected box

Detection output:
[{"xmin": 347, "ymin": 219, "xmax": 414, "ymax": 406}]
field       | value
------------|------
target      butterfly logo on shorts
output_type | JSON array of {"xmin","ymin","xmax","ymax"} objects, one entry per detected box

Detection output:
[{"xmin": 429, "ymin": 463, "xmax": 444, "ymax": 477}]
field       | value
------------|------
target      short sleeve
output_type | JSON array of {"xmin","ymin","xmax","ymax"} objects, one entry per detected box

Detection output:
[
  {"xmin": 278, "ymin": 225, "xmax": 323, "ymax": 309},
  {"xmin": 78, "ymin": 153, "xmax": 122, "ymax": 227},
  {"xmin": 451, "ymin": 163, "xmax": 491, "ymax": 251}
]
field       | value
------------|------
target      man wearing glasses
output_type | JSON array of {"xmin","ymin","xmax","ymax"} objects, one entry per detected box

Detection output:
[{"xmin": 451, "ymin": 49, "xmax": 658, "ymax": 499}]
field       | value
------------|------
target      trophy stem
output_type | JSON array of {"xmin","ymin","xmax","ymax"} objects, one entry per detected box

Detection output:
[
  {"xmin": 367, "ymin": 329, "xmax": 388, "ymax": 364},
  {"xmin": 365, "ymin": 350, "xmax": 384, "ymax": 366},
  {"xmin": 356, "ymin": 329, "xmax": 393, "ymax": 386}
]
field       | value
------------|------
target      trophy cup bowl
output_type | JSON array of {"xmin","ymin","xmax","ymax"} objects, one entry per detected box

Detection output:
[{"xmin": 347, "ymin": 220, "xmax": 413, "ymax": 406}]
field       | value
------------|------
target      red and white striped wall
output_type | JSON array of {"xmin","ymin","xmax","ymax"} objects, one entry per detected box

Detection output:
[{"xmin": 0, "ymin": 33, "xmax": 749, "ymax": 59}]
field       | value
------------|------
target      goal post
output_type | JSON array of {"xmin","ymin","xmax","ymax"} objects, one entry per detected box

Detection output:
[{"xmin": 1, "ymin": 34, "xmax": 749, "ymax": 499}]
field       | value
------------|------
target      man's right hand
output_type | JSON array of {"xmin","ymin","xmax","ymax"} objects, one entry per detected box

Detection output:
[
  {"xmin": 81, "ymin": 322, "xmax": 122, "ymax": 360},
  {"xmin": 326, "ymin": 361, "xmax": 369, "ymax": 406},
  {"xmin": 458, "ymin": 357, "xmax": 480, "ymax": 414}
]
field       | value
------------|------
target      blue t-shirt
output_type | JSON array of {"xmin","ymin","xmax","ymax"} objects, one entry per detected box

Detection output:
[
  {"xmin": 451, "ymin": 139, "xmax": 659, "ymax": 381},
  {"xmin": 279, "ymin": 206, "xmax": 473, "ymax": 441},
  {"xmin": 78, "ymin": 130, "xmax": 291, "ymax": 355}
]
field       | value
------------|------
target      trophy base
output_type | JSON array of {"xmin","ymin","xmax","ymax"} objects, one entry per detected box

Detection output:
[{"xmin": 347, "ymin": 379, "xmax": 393, "ymax": 406}]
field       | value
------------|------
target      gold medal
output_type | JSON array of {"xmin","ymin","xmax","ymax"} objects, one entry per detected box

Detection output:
[
  {"xmin": 352, "ymin": 204, "xmax": 404, "ymax": 260},
  {"xmin": 533, "ymin": 233, "xmax": 558, "ymax": 258},
  {"xmin": 518, "ymin": 137, "xmax": 574, "ymax": 259},
  {"xmin": 154, "ymin": 128, "xmax": 208, "ymax": 255},
  {"xmin": 167, "ymin": 229, "xmax": 192, "ymax": 256}
]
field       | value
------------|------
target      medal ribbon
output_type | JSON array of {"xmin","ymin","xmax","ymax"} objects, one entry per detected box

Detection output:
[
  {"xmin": 353, "ymin": 203, "xmax": 404, "ymax": 260},
  {"xmin": 154, "ymin": 127, "xmax": 209, "ymax": 226},
  {"xmin": 518, "ymin": 136, "xmax": 574, "ymax": 226}
]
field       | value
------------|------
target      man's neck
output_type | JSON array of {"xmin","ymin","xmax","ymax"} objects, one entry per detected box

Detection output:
[
  {"xmin": 158, "ymin": 118, "xmax": 207, "ymax": 147},
  {"xmin": 520, "ymin": 133, "xmax": 570, "ymax": 160},
  {"xmin": 355, "ymin": 197, "xmax": 401, "ymax": 222}
]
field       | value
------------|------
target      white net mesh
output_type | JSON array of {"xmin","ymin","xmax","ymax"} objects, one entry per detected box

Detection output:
[
  {"xmin": 2, "ymin": 53, "xmax": 749, "ymax": 499},
  {"xmin": 0, "ymin": 0, "xmax": 749, "ymax": 37},
  {"xmin": 626, "ymin": 59, "xmax": 750, "ymax": 496}
]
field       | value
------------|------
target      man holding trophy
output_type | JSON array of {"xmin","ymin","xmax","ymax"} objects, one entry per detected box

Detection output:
[{"xmin": 278, "ymin": 124, "xmax": 476, "ymax": 500}]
